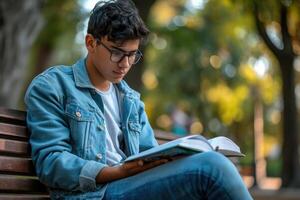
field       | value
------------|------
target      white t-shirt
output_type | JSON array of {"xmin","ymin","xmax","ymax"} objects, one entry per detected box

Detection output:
[{"xmin": 97, "ymin": 83, "xmax": 127, "ymax": 166}]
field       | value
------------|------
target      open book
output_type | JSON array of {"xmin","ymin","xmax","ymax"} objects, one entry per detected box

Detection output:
[{"xmin": 124, "ymin": 135, "xmax": 244, "ymax": 163}]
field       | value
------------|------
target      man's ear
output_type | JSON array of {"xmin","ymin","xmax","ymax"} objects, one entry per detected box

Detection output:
[{"xmin": 85, "ymin": 34, "xmax": 96, "ymax": 53}]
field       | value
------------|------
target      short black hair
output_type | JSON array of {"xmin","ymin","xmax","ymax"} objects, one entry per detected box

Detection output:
[{"xmin": 87, "ymin": 0, "xmax": 149, "ymax": 43}]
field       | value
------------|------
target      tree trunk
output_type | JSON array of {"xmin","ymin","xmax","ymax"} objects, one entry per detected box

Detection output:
[
  {"xmin": 253, "ymin": 88, "xmax": 266, "ymax": 187},
  {"xmin": 253, "ymin": 1, "xmax": 300, "ymax": 187},
  {"xmin": 0, "ymin": 0, "xmax": 43, "ymax": 108},
  {"xmin": 279, "ymin": 57, "xmax": 300, "ymax": 187},
  {"xmin": 34, "ymin": 44, "xmax": 52, "ymax": 75},
  {"xmin": 126, "ymin": 0, "xmax": 157, "ymax": 91}
]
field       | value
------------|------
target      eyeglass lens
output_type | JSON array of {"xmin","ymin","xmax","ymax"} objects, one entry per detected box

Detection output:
[
  {"xmin": 111, "ymin": 51, "xmax": 141, "ymax": 64},
  {"xmin": 96, "ymin": 38, "xmax": 142, "ymax": 65}
]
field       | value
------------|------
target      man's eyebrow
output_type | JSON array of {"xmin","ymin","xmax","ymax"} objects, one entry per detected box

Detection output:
[{"xmin": 111, "ymin": 45, "xmax": 138, "ymax": 53}]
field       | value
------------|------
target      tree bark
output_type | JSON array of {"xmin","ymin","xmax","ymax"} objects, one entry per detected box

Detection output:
[
  {"xmin": 125, "ymin": 0, "xmax": 157, "ymax": 91},
  {"xmin": 253, "ymin": 88, "xmax": 266, "ymax": 187},
  {"xmin": 279, "ymin": 57, "xmax": 300, "ymax": 187},
  {"xmin": 0, "ymin": 0, "xmax": 43, "ymax": 108},
  {"xmin": 253, "ymin": 1, "xmax": 300, "ymax": 187}
]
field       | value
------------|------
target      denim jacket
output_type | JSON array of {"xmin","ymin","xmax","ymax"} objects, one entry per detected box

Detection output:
[{"xmin": 25, "ymin": 58, "xmax": 158, "ymax": 198}]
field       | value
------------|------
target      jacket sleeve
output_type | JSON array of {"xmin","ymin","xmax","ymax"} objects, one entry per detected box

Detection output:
[
  {"xmin": 137, "ymin": 100, "xmax": 158, "ymax": 152},
  {"xmin": 24, "ymin": 73, "xmax": 106, "ymax": 192}
]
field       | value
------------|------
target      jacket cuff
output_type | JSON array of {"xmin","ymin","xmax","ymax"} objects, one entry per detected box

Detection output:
[{"xmin": 79, "ymin": 160, "xmax": 107, "ymax": 191}]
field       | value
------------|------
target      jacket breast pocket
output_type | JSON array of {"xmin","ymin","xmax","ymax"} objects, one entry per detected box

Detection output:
[
  {"xmin": 127, "ymin": 121, "xmax": 141, "ymax": 154},
  {"xmin": 65, "ymin": 103, "xmax": 94, "ymax": 157}
]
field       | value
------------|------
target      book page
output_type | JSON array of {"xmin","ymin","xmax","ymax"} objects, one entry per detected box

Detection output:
[
  {"xmin": 124, "ymin": 135, "xmax": 244, "ymax": 163},
  {"xmin": 178, "ymin": 136, "xmax": 213, "ymax": 152},
  {"xmin": 208, "ymin": 136, "xmax": 244, "ymax": 157},
  {"xmin": 125, "ymin": 136, "xmax": 189, "ymax": 162},
  {"xmin": 125, "ymin": 135, "xmax": 208, "ymax": 163}
]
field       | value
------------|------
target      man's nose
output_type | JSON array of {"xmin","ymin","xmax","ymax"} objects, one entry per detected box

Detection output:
[{"xmin": 118, "ymin": 56, "xmax": 130, "ymax": 68}]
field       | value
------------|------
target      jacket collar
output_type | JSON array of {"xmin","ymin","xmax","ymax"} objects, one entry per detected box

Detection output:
[
  {"xmin": 116, "ymin": 80, "xmax": 140, "ymax": 99},
  {"xmin": 73, "ymin": 58, "xmax": 94, "ymax": 89},
  {"xmin": 72, "ymin": 58, "xmax": 140, "ymax": 99}
]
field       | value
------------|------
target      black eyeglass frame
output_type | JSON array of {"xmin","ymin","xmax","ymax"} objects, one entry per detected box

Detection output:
[{"xmin": 95, "ymin": 39, "xmax": 143, "ymax": 65}]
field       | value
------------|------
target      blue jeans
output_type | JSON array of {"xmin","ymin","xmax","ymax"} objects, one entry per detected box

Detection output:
[
  {"xmin": 50, "ymin": 152, "xmax": 252, "ymax": 199},
  {"xmin": 104, "ymin": 152, "xmax": 252, "ymax": 200}
]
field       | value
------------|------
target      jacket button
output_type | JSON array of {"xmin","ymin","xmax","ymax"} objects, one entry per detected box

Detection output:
[
  {"xmin": 96, "ymin": 153, "xmax": 103, "ymax": 160},
  {"xmin": 75, "ymin": 111, "xmax": 81, "ymax": 118}
]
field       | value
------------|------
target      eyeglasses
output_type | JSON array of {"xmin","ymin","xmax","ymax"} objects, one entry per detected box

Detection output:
[{"xmin": 96, "ymin": 39, "xmax": 143, "ymax": 65}]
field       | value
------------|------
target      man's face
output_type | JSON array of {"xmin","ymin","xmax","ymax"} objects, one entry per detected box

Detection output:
[{"xmin": 89, "ymin": 36, "xmax": 141, "ymax": 85}]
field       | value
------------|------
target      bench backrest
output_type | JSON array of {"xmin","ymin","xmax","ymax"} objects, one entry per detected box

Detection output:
[
  {"xmin": 0, "ymin": 107, "xmax": 177, "ymax": 200},
  {"xmin": 0, "ymin": 108, "xmax": 49, "ymax": 200}
]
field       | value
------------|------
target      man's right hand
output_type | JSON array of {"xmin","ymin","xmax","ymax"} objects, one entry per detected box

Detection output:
[{"xmin": 96, "ymin": 159, "xmax": 168, "ymax": 184}]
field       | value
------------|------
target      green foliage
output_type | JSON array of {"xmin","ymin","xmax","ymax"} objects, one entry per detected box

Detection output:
[
  {"xmin": 143, "ymin": 0, "xmax": 282, "ymax": 160},
  {"xmin": 29, "ymin": 0, "xmax": 85, "ymax": 70},
  {"xmin": 267, "ymin": 158, "xmax": 282, "ymax": 177},
  {"xmin": 38, "ymin": 0, "xmax": 84, "ymax": 48}
]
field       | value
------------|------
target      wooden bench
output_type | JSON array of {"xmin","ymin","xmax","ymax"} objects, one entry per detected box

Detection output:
[{"xmin": 0, "ymin": 107, "xmax": 177, "ymax": 200}]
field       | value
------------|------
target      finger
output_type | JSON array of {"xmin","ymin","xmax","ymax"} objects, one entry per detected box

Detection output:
[
  {"xmin": 123, "ymin": 160, "xmax": 144, "ymax": 169},
  {"xmin": 137, "ymin": 160, "xmax": 144, "ymax": 167},
  {"xmin": 142, "ymin": 159, "xmax": 168, "ymax": 170},
  {"xmin": 123, "ymin": 159, "xmax": 168, "ymax": 175},
  {"xmin": 123, "ymin": 159, "xmax": 168, "ymax": 176}
]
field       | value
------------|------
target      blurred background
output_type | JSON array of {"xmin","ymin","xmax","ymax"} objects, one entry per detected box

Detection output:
[{"xmin": 1, "ymin": 0, "xmax": 300, "ymax": 195}]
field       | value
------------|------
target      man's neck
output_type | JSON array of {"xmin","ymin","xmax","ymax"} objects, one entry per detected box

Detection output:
[{"xmin": 85, "ymin": 57, "xmax": 111, "ymax": 91}]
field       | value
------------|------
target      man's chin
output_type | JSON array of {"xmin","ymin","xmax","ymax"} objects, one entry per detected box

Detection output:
[{"xmin": 111, "ymin": 78, "xmax": 123, "ymax": 83}]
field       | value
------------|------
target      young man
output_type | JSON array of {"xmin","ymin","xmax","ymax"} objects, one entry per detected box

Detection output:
[{"xmin": 25, "ymin": 0, "xmax": 252, "ymax": 199}]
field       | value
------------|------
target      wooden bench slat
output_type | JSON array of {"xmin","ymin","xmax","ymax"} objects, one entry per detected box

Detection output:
[
  {"xmin": 0, "ymin": 122, "xmax": 28, "ymax": 139},
  {"xmin": 0, "ymin": 194, "xmax": 49, "ymax": 200},
  {"xmin": 154, "ymin": 130, "xmax": 180, "ymax": 141},
  {"xmin": 0, "ymin": 108, "xmax": 26, "ymax": 127},
  {"xmin": 0, "ymin": 108, "xmax": 26, "ymax": 122},
  {"xmin": 156, "ymin": 139, "xmax": 170, "ymax": 145},
  {"xmin": 0, "ymin": 175, "xmax": 48, "ymax": 193},
  {"xmin": 0, "ymin": 156, "xmax": 35, "ymax": 175},
  {"xmin": 0, "ymin": 138, "xmax": 29, "ymax": 156}
]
